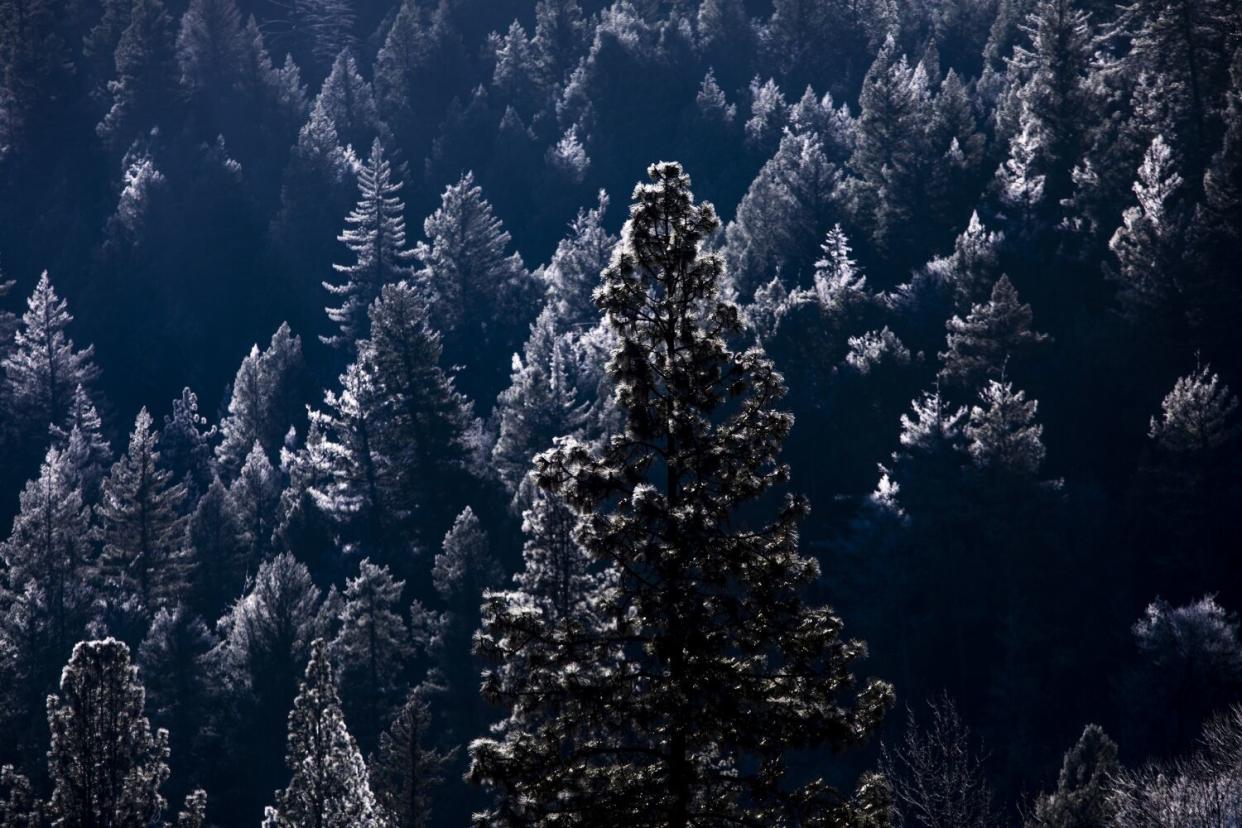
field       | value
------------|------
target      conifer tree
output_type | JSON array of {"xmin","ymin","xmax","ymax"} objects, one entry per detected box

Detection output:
[
  {"xmin": 51, "ymin": 384, "xmax": 112, "ymax": 503},
  {"xmin": 227, "ymin": 440, "xmax": 282, "ymax": 565},
  {"xmin": 216, "ymin": 324, "xmax": 306, "ymax": 478},
  {"xmin": 371, "ymin": 681, "xmax": 457, "ymax": 828},
  {"xmin": 0, "ymin": 276, "xmax": 17, "ymax": 362},
  {"xmin": 514, "ymin": 485, "xmax": 604, "ymax": 624},
  {"xmin": 810, "ymin": 223, "xmax": 870, "ymax": 321},
  {"xmin": 97, "ymin": 0, "xmax": 177, "ymax": 151},
  {"xmin": 262, "ymin": 639, "xmax": 384, "ymax": 828},
  {"xmin": 1149, "ymin": 364, "xmax": 1240, "ymax": 455},
  {"xmin": 311, "ymin": 49, "xmax": 381, "ymax": 153},
  {"xmin": 470, "ymin": 162, "xmax": 893, "ymax": 826},
  {"xmin": 323, "ymin": 139, "xmax": 416, "ymax": 350},
  {"xmin": 1027, "ymin": 724, "xmax": 1119, "ymax": 827},
  {"xmin": 939, "ymin": 275, "xmax": 1050, "ymax": 387},
  {"xmin": 2, "ymin": 272, "xmax": 101, "ymax": 435},
  {"xmin": 46, "ymin": 638, "xmax": 171, "ymax": 827},
  {"xmin": 98, "ymin": 408, "xmax": 190, "ymax": 613},
  {"xmin": 539, "ymin": 190, "xmax": 615, "ymax": 328},
  {"xmin": 331, "ymin": 558, "xmax": 411, "ymax": 752},
  {"xmin": 965, "ymin": 380, "xmax": 1047, "ymax": 479},
  {"xmin": 1, "ymin": 446, "xmax": 94, "ymax": 664},
  {"xmin": 433, "ymin": 506, "xmax": 503, "ymax": 610},
  {"xmin": 160, "ymin": 387, "xmax": 216, "ymax": 499},
  {"xmin": 184, "ymin": 476, "xmax": 246, "ymax": 618},
  {"xmin": 1108, "ymin": 135, "xmax": 1188, "ymax": 326}
]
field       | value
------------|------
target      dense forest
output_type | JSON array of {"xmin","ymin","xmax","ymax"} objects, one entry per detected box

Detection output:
[{"xmin": 0, "ymin": 0, "xmax": 1241, "ymax": 824}]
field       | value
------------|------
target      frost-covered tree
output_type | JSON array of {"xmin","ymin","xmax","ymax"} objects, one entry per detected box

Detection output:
[
  {"xmin": 939, "ymin": 275, "xmax": 1049, "ymax": 387},
  {"xmin": 965, "ymin": 380, "xmax": 1046, "ymax": 479},
  {"xmin": 1027, "ymin": 724, "xmax": 1119, "ymax": 828},
  {"xmin": 160, "ymin": 387, "xmax": 216, "ymax": 499},
  {"xmin": 184, "ymin": 477, "xmax": 246, "ymax": 618},
  {"xmin": 46, "ymin": 638, "xmax": 170, "ymax": 827},
  {"xmin": 492, "ymin": 308, "xmax": 586, "ymax": 505},
  {"xmin": 1108, "ymin": 135, "xmax": 1188, "ymax": 326},
  {"xmin": 263, "ymin": 638, "xmax": 384, "ymax": 828},
  {"xmin": 810, "ymin": 223, "xmax": 870, "ymax": 320},
  {"xmin": 97, "ymin": 407, "xmax": 190, "ymax": 613},
  {"xmin": 513, "ymin": 485, "xmax": 602, "ymax": 624},
  {"xmin": 470, "ymin": 162, "xmax": 893, "ymax": 825},
  {"xmin": 433, "ymin": 506, "xmax": 502, "ymax": 609},
  {"xmin": 331, "ymin": 558, "xmax": 411, "ymax": 751},
  {"xmin": 313, "ymin": 50, "xmax": 382, "ymax": 153},
  {"xmin": 2, "ymin": 272, "xmax": 101, "ymax": 436},
  {"xmin": 50, "ymin": 383, "xmax": 112, "ymax": 503},
  {"xmin": 1149, "ymin": 364, "xmax": 1240, "ymax": 454},
  {"xmin": 371, "ymin": 681, "xmax": 457, "ymax": 828},
  {"xmin": 1, "ymin": 446, "xmax": 94, "ymax": 662},
  {"xmin": 216, "ymin": 323, "xmax": 306, "ymax": 478},
  {"xmin": 97, "ymin": 0, "xmax": 177, "ymax": 151},
  {"xmin": 227, "ymin": 441, "xmax": 282, "ymax": 565},
  {"xmin": 538, "ymin": 189, "xmax": 615, "ymax": 328},
  {"xmin": 323, "ymin": 139, "xmax": 416, "ymax": 350}
]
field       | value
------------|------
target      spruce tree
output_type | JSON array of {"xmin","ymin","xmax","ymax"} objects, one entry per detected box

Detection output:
[
  {"xmin": 470, "ymin": 162, "xmax": 893, "ymax": 826},
  {"xmin": 939, "ymin": 275, "xmax": 1050, "ymax": 388},
  {"xmin": 371, "ymin": 681, "xmax": 457, "ymax": 828},
  {"xmin": 323, "ymin": 139, "xmax": 416, "ymax": 350},
  {"xmin": 46, "ymin": 638, "xmax": 170, "ymax": 827},
  {"xmin": 330, "ymin": 558, "xmax": 412, "ymax": 752},
  {"xmin": 2, "ymin": 272, "xmax": 101, "ymax": 436},
  {"xmin": 262, "ymin": 639, "xmax": 384, "ymax": 828},
  {"xmin": 97, "ymin": 407, "xmax": 190, "ymax": 613}
]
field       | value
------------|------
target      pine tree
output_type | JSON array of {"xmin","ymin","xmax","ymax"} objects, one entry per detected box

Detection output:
[
  {"xmin": 323, "ymin": 139, "xmax": 416, "ymax": 350},
  {"xmin": 51, "ymin": 384, "xmax": 112, "ymax": 503},
  {"xmin": 46, "ymin": 638, "xmax": 170, "ymax": 827},
  {"xmin": 965, "ymin": 380, "xmax": 1047, "ymax": 479},
  {"xmin": 331, "ymin": 558, "xmax": 412, "ymax": 752},
  {"xmin": 97, "ymin": 0, "xmax": 177, "ymax": 151},
  {"xmin": 939, "ymin": 275, "xmax": 1050, "ymax": 387},
  {"xmin": 433, "ymin": 506, "xmax": 502, "ymax": 608},
  {"xmin": 160, "ymin": 387, "xmax": 216, "ymax": 498},
  {"xmin": 1108, "ymin": 135, "xmax": 1188, "ymax": 326},
  {"xmin": 1, "ymin": 446, "xmax": 94, "ymax": 664},
  {"xmin": 97, "ymin": 408, "xmax": 190, "ymax": 613},
  {"xmin": 1027, "ymin": 724, "xmax": 1119, "ymax": 827},
  {"xmin": 470, "ymin": 162, "xmax": 893, "ymax": 826},
  {"xmin": 2, "ymin": 272, "xmax": 101, "ymax": 436},
  {"xmin": 514, "ymin": 485, "xmax": 604, "ymax": 624},
  {"xmin": 175, "ymin": 0, "xmax": 247, "ymax": 118},
  {"xmin": 312, "ymin": 50, "xmax": 382, "ymax": 157},
  {"xmin": 1149, "ymin": 364, "xmax": 1240, "ymax": 454},
  {"xmin": 227, "ymin": 440, "xmax": 282, "ymax": 565},
  {"xmin": 539, "ymin": 190, "xmax": 616, "ymax": 328},
  {"xmin": 810, "ymin": 223, "xmax": 870, "ymax": 320},
  {"xmin": 216, "ymin": 324, "xmax": 306, "ymax": 478},
  {"xmin": 262, "ymin": 639, "xmax": 384, "ymax": 828},
  {"xmin": 371, "ymin": 681, "xmax": 457, "ymax": 828}
]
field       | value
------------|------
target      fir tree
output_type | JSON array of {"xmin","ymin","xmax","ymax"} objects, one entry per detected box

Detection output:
[
  {"xmin": 184, "ymin": 477, "xmax": 246, "ymax": 619},
  {"xmin": 1149, "ymin": 364, "xmax": 1240, "ymax": 454},
  {"xmin": 323, "ymin": 139, "xmax": 416, "ymax": 351},
  {"xmin": 2, "ymin": 272, "xmax": 101, "ymax": 436},
  {"xmin": 97, "ymin": 408, "xmax": 190, "ymax": 613},
  {"xmin": 371, "ymin": 681, "xmax": 457, "ymax": 828},
  {"xmin": 312, "ymin": 50, "xmax": 382, "ymax": 156},
  {"xmin": 965, "ymin": 380, "xmax": 1047, "ymax": 479},
  {"xmin": 160, "ymin": 387, "xmax": 216, "ymax": 499},
  {"xmin": 939, "ymin": 275, "xmax": 1050, "ymax": 387},
  {"xmin": 538, "ymin": 190, "xmax": 616, "ymax": 328},
  {"xmin": 432, "ymin": 506, "xmax": 502, "ymax": 609},
  {"xmin": 262, "ymin": 639, "xmax": 384, "ymax": 828},
  {"xmin": 215, "ymin": 323, "xmax": 306, "ymax": 478},
  {"xmin": 46, "ymin": 638, "xmax": 170, "ymax": 827},
  {"xmin": 470, "ymin": 162, "xmax": 893, "ymax": 826},
  {"xmin": 330, "ymin": 558, "xmax": 412, "ymax": 752},
  {"xmin": 810, "ymin": 223, "xmax": 870, "ymax": 320}
]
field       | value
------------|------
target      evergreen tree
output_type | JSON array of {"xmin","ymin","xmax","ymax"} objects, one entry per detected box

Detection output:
[
  {"xmin": 215, "ymin": 323, "xmax": 307, "ymax": 479},
  {"xmin": 371, "ymin": 681, "xmax": 457, "ymax": 828},
  {"xmin": 810, "ymin": 223, "xmax": 870, "ymax": 321},
  {"xmin": 175, "ymin": 0, "xmax": 247, "ymax": 121},
  {"xmin": 50, "ymin": 383, "xmax": 112, "ymax": 503},
  {"xmin": 227, "ymin": 440, "xmax": 282, "ymax": 565},
  {"xmin": 470, "ymin": 162, "xmax": 893, "ymax": 825},
  {"xmin": 1108, "ymin": 135, "xmax": 1188, "ymax": 327},
  {"xmin": 97, "ymin": 0, "xmax": 177, "ymax": 151},
  {"xmin": 432, "ymin": 506, "xmax": 503, "ymax": 610},
  {"xmin": 330, "ymin": 558, "xmax": 412, "ymax": 752},
  {"xmin": 539, "ymin": 190, "xmax": 615, "ymax": 328},
  {"xmin": 323, "ymin": 139, "xmax": 416, "ymax": 351},
  {"xmin": 160, "ymin": 387, "xmax": 216, "ymax": 499},
  {"xmin": 514, "ymin": 485, "xmax": 603, "ymax": 624},
  {"xmin": 1, "ymin": 446, "xmax": 94, "ymax": 669},
  {"xmin": 184, "ymin": 477, "xmax": 246, "ymax": 619},
  {"xmin": 97, "ymin": 407, "xmax": 190, "ymax": 613},
  {"xmin": 262, "ymin": 639, "xmax": 384, "ymax": 828},
  {"xmin": 939, "ymin": 275, "xmax": 1050, "ymax": 387},
  {"xmin": 311, "ymin": 49, "xmax": 381, "ymax": 154},
  {"xmin": 965, "ymin": 380, "xmax": 1047, "ymax": 479},
  {"xmin": 1149, "ymin": 364, "xmax": 1240, "ymax": 454},
  {"xmin": 2, "ymin": 272, "xmax": 101, "ymax": 436},
  {"xmin": 46, "ymin": 638, "xmax": 171, "ymax": 827},
  {"xmin": 1027, "ymin": 724, "xmax": 1119, "ymax": 828}
]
